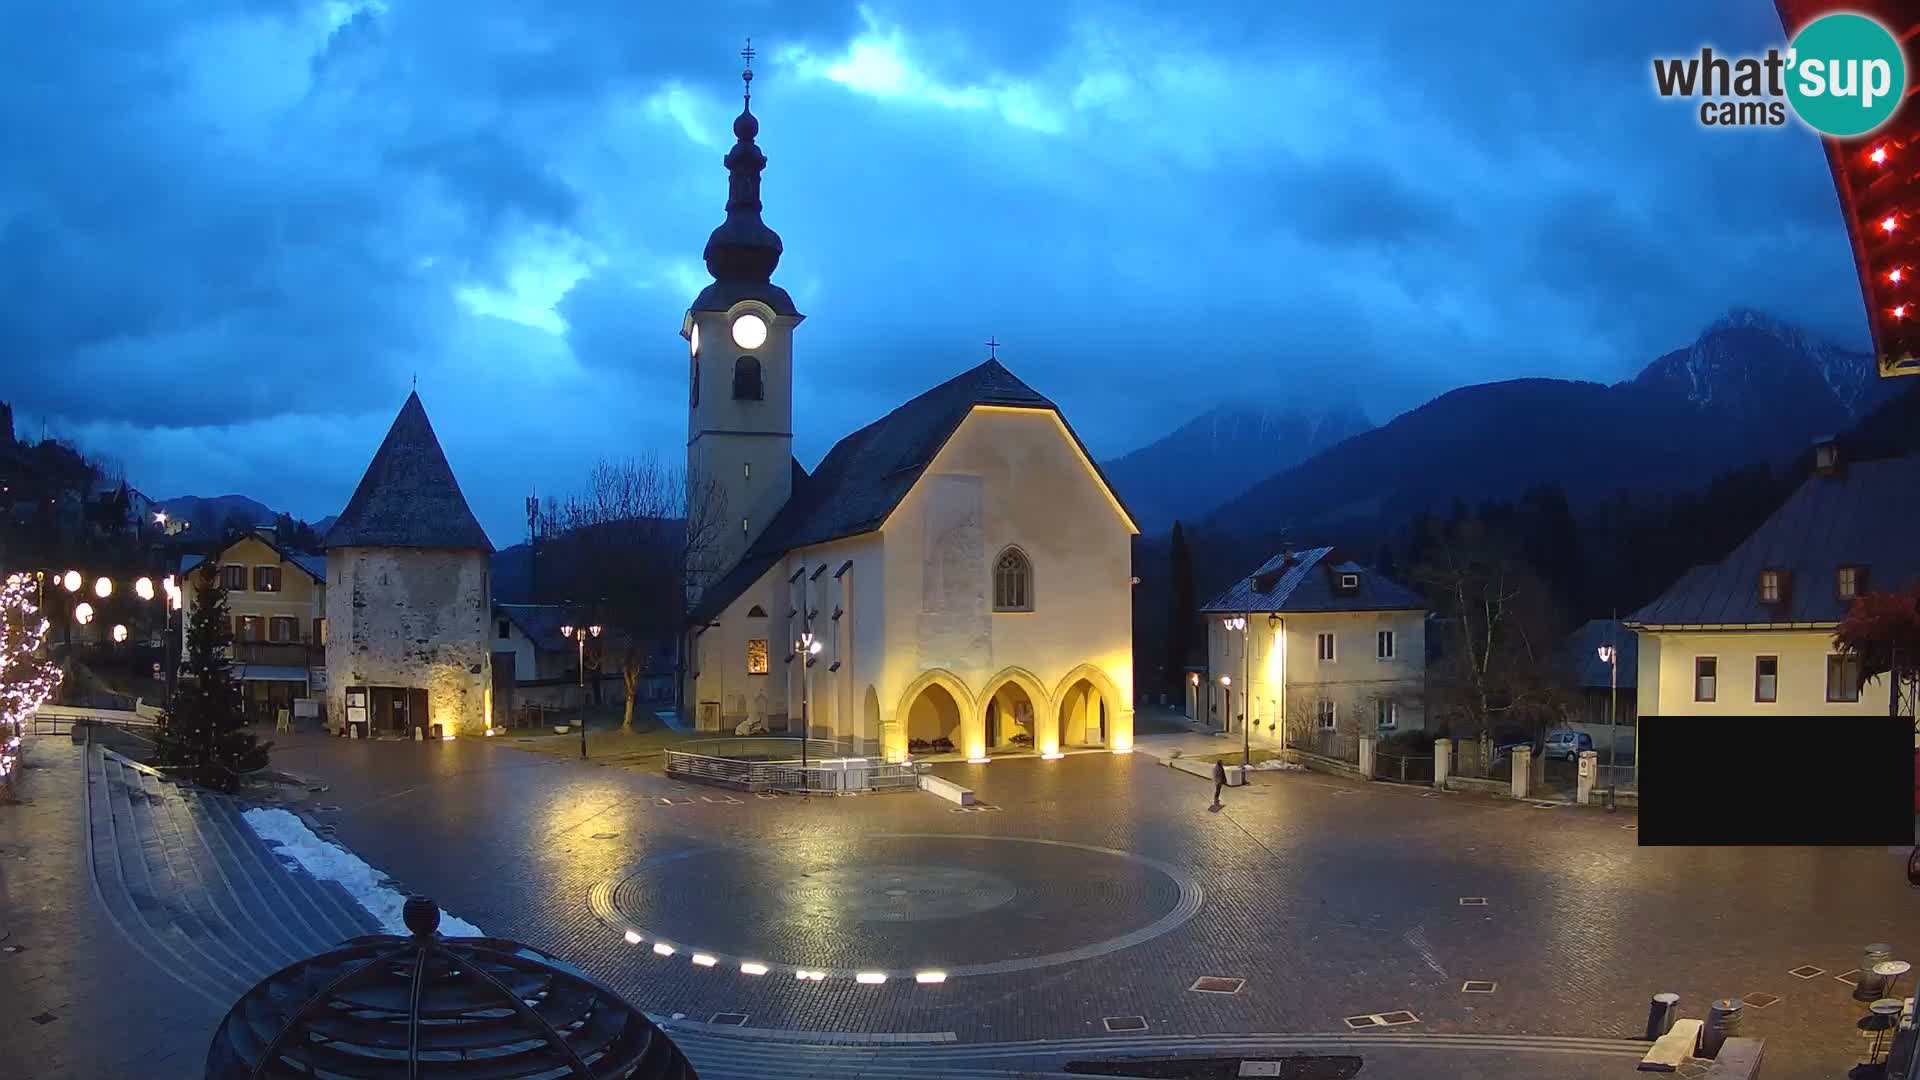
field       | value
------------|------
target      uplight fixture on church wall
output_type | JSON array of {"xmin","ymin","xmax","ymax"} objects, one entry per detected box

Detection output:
[{"xmin": 689, "ymin": 322, "xmax": 701, "ymax": 357}]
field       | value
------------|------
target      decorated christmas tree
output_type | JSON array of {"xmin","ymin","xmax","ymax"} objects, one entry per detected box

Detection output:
[
  {"xmin": 157, "ymin": 564, "xmax": 268, "ymax": 790},
  {"xmin": 0, "ymin": 573, "xmax": 63, "ymax": 791}
]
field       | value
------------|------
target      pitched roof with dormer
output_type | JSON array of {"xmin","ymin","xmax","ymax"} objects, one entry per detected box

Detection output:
[
  {"xmin": 1201, "ymin": 546, "xmax": 1427, "ymax": 615},
  {"xmin": 1627, "ymin": 451, "xmax": 1920, "ymax": 628},
  {"xmin": 688, "ymin": 358, "xmax": 1136, "ymax": 625},
  {"xmin": 323, "ymin": 392, "xmax": 493, "ymax": 553}
]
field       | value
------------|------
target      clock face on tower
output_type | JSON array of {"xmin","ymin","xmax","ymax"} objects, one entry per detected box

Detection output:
[
  {"xmin": 731, "ymin": 312, "xmax": 768, "ymax": 350},
  {"xmin": 689, "ymin": 322, "xmax": 701, "ymax": 358}
]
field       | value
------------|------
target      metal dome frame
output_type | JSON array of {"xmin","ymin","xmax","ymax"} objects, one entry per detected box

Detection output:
[{"xmin": 205, "ymin": 897, "xmax": 697, "ymax": 1080}]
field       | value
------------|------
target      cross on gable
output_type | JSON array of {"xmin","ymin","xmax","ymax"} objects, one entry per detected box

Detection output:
[{"xmin": 985, "ymin": 336, "xmax": 1001, "ymax": 360}]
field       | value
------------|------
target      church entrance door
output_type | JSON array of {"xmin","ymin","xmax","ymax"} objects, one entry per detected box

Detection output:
[{"xmin": 985, "ymin": 701, "xmax": 999, "ymax": 748}]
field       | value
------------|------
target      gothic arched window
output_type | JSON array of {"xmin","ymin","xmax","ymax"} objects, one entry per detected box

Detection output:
[
  {"xmin": 993, "ymin": 547, "xmax": 1033, "ymax": 612},
  {"xmin": 733, "ymin": 355, "xmax": 763, "ymax": 400}
]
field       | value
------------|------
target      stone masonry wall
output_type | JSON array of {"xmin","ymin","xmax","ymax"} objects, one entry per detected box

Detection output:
[{"xmin": 324, "ymin": 547, "xmax": 492, "ymax": 736}]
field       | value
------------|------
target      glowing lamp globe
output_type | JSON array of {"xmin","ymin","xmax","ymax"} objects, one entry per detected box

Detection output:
[
  {"xmin": 75, "ymin": 602, "xmax": 94, "ymax": 626},
  {"xmin": 94, "ymin": 577, "xmax": 112, "ymax": 598},
  {"xmin": 135, "ymin": 577, "xmax": 154, "ymax": 601},
  {"xmin": 62, "ymin": 571, "xmax": 81, "ymax": 592},
  {"xmin": 112, "ymin": 624, "xmax": 128, "ymax": 643}
]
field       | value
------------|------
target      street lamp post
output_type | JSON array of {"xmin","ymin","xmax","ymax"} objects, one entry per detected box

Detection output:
[
  {"xmin": 796, "ymin": 631, "xmax": 822, "ymax": 786},
  {"xmin": 562, "ymin": 623, "xmax": 601, "ymax": 759},
  {"xmin": 1597, "ymin": 643, "xmax": 1619, "ymax": 809},
  {"xmin": 1221, "ymin": 615, "xmax": 1250, "ymax": 768}
]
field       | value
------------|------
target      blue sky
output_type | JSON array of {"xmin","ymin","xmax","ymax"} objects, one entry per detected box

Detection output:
[{"xmin": 2, "ymin": 0, "xmax": 1871, "ymax": 545}]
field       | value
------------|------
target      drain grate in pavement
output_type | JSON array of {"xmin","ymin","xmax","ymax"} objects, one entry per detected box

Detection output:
[
  {"xmin": 1458, "ymin": 897, "xmax": 1488, "ymax": 906},
  {"xmin": 1789, "ymin": 965, "xmax": 1826, "ymax": 979},
  {"xmin": 1188, "ymin": 976, "xmax": 1246, "ymax": 994},
  {"xmin": 1102, "ymin": 1015, "xmax": 1149, "ymax": 1032},
  {"xmin": 30, "ymin": 1012, "xmax": 56, "ymax": 1025},
  {"xmin": 707, "ymin": 1013, "xmax": 749, "ymax": 1026},
  {"xmin": 1461, "ymin": 980, "xmax": 1497, "ymax": 993},
  {"xmin": 1743, "ymin": 992, "xmax": 1781, "ymax": 1009},
  {"xmin": 591, "ymin": 833, "xmax": 619, "ymax": 840},
  {"xmin": 1530, "ymin": 802, "xmax": 1559, "ymax": 809},
  {"xmin": 1837, "ymin": 969, "xmax": 1862, "ymax": 986}
]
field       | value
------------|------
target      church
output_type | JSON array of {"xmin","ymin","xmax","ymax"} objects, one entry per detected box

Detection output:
[{"xmin": 680, "ymin": 61, "xmax": 1138, "ymax": 764}]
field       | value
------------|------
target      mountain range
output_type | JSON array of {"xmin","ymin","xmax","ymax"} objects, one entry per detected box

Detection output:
[
  {"xmin": 1102, "ymin": 308, "xmax": 1894, "ymax": 542},
  {"xmin": 1101, "ymin": 402, "xmax": 1374, "ymax": 533},
  {"xmin": 155, "ymin": 494, "xmax": 335, "ymax": 541}
]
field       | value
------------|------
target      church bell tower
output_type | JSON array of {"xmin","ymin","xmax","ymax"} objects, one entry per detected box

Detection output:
[{"xmin": 685, "ymin": 40, "xmax": 803, "ymax": 581}]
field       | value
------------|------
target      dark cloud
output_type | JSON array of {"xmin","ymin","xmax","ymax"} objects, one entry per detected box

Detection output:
[{"xmin": 0, "ymin": 0, "xmax": 1872, "ymax": 541}]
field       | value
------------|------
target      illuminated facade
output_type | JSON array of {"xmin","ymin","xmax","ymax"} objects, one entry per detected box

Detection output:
[
  {"xmin": 681, "ymin": 66, "xmax": 1137, "ymax": 761},
  {"xmin": 322, "ymin": 393, "xmax": 494, "ymax": 739}
]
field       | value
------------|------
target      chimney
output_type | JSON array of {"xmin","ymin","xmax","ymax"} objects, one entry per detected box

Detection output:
[
  {"xmin": 253, "ymin": 524, "xmax": 277, "ymax": 546},
  {"xmin": 1812, "ymin": 436, "xmax": 1840, "ymax": 477}
]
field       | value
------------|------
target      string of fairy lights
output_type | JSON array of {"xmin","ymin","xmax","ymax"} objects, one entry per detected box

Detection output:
[
  {"xmin": 2, "ymin": 573, "xmax": 65, "ymax": 783},
  {"xmin": 0, "ymin": 568, "xmax": 182, "ymax": 784}
]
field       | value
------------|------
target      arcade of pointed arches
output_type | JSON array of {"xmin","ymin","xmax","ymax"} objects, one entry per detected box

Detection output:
[{"xmin": 891, "ymin": 662, "xmax": 1127, "ymax": 761}]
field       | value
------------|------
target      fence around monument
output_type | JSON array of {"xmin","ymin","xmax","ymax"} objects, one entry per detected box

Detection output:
[{"xmin": 664, "ymin": 737, "xmax": 923, "ymax": 794}]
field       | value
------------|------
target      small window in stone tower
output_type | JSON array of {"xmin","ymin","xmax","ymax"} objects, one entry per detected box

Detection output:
[
  {"xmin": 733, "ymin": 356, "xmax": 763, "ymax": 400},
  {"xmin": 746, "ymin": 639, "xmax": 769, "ymax": 675},
  {"xmin": 689, "ymin": 353, "xmax": 700, "ymax": 407},
  {"xmin": 993, "ymin": 547, "xmax": 1032, "ymax": 611}
]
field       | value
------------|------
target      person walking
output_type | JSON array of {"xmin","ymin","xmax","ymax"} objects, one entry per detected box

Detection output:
[{"xmin": 1212, "ymin": 759, "xmax": 1227, "ymax": 808}]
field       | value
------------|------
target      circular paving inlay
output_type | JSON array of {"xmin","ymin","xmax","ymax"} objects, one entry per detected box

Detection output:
[{"xmin": 591, "ymin": 833, "xmax": 1202, "ymax": 980}]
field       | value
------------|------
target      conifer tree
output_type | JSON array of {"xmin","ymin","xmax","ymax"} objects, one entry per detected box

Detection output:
[{"xmin": 157, "ymin": 564, "xmax": 267, "ymax": 790}]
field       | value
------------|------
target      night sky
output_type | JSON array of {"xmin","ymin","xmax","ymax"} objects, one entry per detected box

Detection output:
[{"xmin": 2, "ymin": 1, "xmax": 1873, "ymax": 545}]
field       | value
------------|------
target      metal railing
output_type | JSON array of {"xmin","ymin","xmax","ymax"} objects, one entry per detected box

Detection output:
[
  {"xmin": 1376, "ymin": 751, "xmax": 1435, "ymax": 785},
  {"xmin": 665, "ymin": 740, "xmax": 923, "ymax": 794},
  {"xmin": 29, "ymin": 705, "xmax": 160, "ymax": 736}
]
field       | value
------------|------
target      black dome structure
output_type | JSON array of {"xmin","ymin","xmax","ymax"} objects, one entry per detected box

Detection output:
[{"xmin": 206, "ymin": 897, "xmax": 697, "ymax": 1079}]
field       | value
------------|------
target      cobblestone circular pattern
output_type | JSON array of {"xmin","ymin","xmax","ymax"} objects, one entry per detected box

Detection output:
[{"xmin": 591, "ymin": 833, "xmax": 1204, "ymax": 979}]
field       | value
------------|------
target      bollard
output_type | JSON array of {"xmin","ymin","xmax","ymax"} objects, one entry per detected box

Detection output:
[
  {"xmin": 1699, "ymin": 998, "xmax": 1742, "ymax": 1058},
  {"xmin": 1645, "ymin": 992, "xmax": 1681, "ymax": 1040},
  {"xmin": 1858, "ymin": 944, "xmax": 1894, "ymax": 1000}
]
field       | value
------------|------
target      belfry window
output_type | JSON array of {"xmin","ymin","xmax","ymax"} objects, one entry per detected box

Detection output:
[
  {"xmin": 993, "ymin": 547, "xmax": 1033, "ymax": 611},
  {"xmin": 733, "ymin": 356, "xmax": 763, "ymax": 400}
]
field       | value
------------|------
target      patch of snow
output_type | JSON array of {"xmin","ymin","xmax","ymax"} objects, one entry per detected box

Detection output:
[
  {"xmin": 1252, "ymin": 759, "xmax": 1306, "ymax": 771},
  {"xmin": 243, "ymin": 807, "xmax": 485, "ymax": 937}
]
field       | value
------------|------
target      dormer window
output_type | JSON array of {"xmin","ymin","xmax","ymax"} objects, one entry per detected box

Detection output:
[
  {"xmin": 1837, "ymin": 565, "xmax": 1867, "ymax": 600},
  {"xmin": 1758, "ymin": 569, "xmax": 1787, "ymax": 605},
  {"xmin": 1814, "ymin": 441, "xmax": 1839, "ymax": 472},
  {"xmin": 746, "ymin": 605, "xmax": 767, "ymax": 618},
  {"xmin": 1340, "ymin": 573, "xmax": 1359, "ymax": 590}
]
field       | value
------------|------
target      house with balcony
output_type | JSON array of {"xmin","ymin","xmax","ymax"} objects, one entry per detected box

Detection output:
[
  {"xmin": 181, "ymin": 527, "xmax": 327, "ymax": 723},
  {"xmin": 1625, "ymin": 443, "xmax": 1918, "ymax": 718},
  {"xmin": 1197, "ymin": 547, "xmax": 1428, "ymax": 756}
]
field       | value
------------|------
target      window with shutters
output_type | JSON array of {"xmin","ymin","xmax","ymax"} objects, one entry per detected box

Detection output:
[
  {"xmin": 254, "ymin": 566, "xmax": 281, "ymax": 592},
  {"xmin": 1694, "ymin": 656, "xmax": 1717, "ymax": 702},
  {"xmin": 222, "ymin": 564, "xmax": 248, "ymax": 591}
]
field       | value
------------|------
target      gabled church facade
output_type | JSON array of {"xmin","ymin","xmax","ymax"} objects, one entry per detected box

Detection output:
[{"xmin": 681, "ymin": 68, "xmax": 1138, "ymax": 763}]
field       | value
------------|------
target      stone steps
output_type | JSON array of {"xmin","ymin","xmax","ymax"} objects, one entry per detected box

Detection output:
[{"xmin": 85, "ymin": 749, "xmax": 386, "ymax": 1017}]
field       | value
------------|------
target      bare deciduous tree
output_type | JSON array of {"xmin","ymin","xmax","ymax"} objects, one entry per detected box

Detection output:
[
  {"xmin": 539, "ymin": 456, "xmax": 727, "ymax": 731},
  {"xmin": 1414, "ymin": 517, "xmax": 1571, "ymax": 745}
]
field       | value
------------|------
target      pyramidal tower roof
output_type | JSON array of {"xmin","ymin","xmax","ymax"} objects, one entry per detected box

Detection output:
[{"xmin": 323, "ymin": 392, "xmax": 493, "ymax": 553}]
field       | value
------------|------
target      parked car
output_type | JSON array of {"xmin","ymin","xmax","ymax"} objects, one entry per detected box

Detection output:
[{"xmin": 1543, "ymin": 730, "xmax": 1594, "ymax": 761}]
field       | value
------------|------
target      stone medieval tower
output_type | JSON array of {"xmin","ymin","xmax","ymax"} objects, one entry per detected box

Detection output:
[{"xmin": 322, "ymin": 392, "xmax": 494, "ymax": 738}]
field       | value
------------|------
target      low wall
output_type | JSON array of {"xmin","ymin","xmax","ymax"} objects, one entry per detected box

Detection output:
[
  {"xmin": 919, "ymin": 775, "xmax": 975, "ymax": 805},
  {"xmin": 1443, "ymin": 776, "xmax": 1510, "ymax": 797},
  {"xmin": 1280, "ymin": 747, "xmax": 1366, "ymax": 782}
]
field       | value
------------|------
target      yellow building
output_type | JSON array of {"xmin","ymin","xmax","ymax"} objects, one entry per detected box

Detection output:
[
  {"xmin": 1626, "ymin": 446, "xmax": 1915, "ymax": 717},
  {"xmin": 180, "ymin": 527, "xmax": 328, "ymax": 723}
]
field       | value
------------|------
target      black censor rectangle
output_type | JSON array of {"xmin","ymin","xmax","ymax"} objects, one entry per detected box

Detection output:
[{"xmin": 1638, "ymin": 715, "xmax": 1913, "ymax": 845}]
